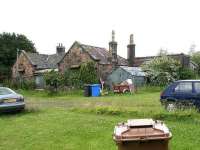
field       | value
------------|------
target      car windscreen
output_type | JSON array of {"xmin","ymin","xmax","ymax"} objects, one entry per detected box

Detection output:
[{"xmin": 0, "ymin": 88, "xmax": 15, "ymax": 95}]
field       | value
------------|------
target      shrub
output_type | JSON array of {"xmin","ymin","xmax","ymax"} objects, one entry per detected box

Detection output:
[
  {"xmin": 44, "ymin": 70, "xmax": 64, "ymax": 92},
  {"xmin": 64, "ymin": 69, "xmax": 81, "ymax": 88},
  {"xmin": 190, "ymin": 51, "xmax": 200, "ymax": 74},
  {"xmin": 79, "ymin": 61, "xmax": 98, "ymax": 84},
  {"xmin": 178, "ymin": 67, "xmax": 197, "ymax": 80},
  {"xmin": 2, "ymin": 78, "xmax": 35, "ymax": 90},
  {"xmin": 44, "ymin": 61, "xmax": 99, "ymax": 90},
  {"xmin": 20, "ymin": 79, "xmax": 35, "ymax": 90},
  {"xmin": 63, "ymin": 61, "xmax": 98, "ymax": 88},
  {"xmin": 147, "ymin": 71, "xmax": 175, "ymax": 86},
  {"xmin": 142, "ymin": 55, "xmax": 181, "ymax": 86}
]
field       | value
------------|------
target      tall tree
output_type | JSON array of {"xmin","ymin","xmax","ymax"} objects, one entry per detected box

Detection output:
[{"xmin": 0, "ymin": 32, "xmax": 36, "ymax": 80}]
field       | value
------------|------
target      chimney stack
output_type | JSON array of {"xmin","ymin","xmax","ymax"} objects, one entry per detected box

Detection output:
[
  {"xmin": 127, "ymin": 34, "xmax": 135, "ymax": 67},
  {"xmin": 56, "ymin": 43, "xmax": 65, "ymax": 55},
  {"xmin": 109, "ymin": 30, "xmax": 118, "ymax": 69}
]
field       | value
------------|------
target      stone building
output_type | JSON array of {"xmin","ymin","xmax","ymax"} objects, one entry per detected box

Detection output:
[
  {"xmin": 58, "ymin": 31, "xmax": 127, "ymax": 80},
  {"xmin": 12, "ymin": 44, "xmax": 65, "ymax": 88},
  {"xmin": 12, "ymin": 31, "xmax": 197, "ymax": 88},
  {"xmin": 58, "ymin": 32, "xmax": 197, "ymax": 82}
]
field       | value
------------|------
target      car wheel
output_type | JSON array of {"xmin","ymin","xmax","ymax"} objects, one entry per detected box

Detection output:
[{"xmin": 165, "ymin": 102, "xmax": 176, "ymax": 112}]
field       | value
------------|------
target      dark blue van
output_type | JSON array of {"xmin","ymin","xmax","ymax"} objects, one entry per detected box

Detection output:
[{"xmin": 160, "ymin": 80, "xmax": 200, "ymax": 111}]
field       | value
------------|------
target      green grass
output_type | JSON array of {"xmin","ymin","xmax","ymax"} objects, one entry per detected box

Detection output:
[{"xmin": 0, "ymin": 88, "xmax": 200, "ymax": 150}]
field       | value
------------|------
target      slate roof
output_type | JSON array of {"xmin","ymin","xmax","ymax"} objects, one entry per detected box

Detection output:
[
  {"xmin": 23, "ymin": 51, "xmax": 64, "ymax": 70},
  {"xmin": 120, "ymin": 66, "xmax": 146, "ymax": 76},
  {"xmin": 79, "ymin": 42, "xmax": 128, "ymax": 65}
]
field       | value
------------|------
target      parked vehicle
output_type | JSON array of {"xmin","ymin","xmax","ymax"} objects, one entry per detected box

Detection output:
[
  {"xmin": 0, "ymin": 87, "xmax": 25, "ymax": 112},
  {"xmin": 160, "ymin": 80, "xmax": 200, "ymax": 111}
]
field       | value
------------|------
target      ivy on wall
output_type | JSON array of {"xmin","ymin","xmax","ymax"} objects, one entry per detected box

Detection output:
[{"xmin": 44, "ymin": 61, "xmax": 98, "ymax": 90}]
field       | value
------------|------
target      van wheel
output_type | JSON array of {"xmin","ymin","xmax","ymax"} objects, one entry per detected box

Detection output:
[{"xmin": 165, "ymin": 102, "xmax": 176, "ymax": 112}]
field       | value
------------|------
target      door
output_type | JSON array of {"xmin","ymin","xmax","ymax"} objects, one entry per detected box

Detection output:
[
  {"xmin": 173, "ymin": 82, "xmax": 194, "ymax": 101},
  {"xmin": 193, "ymin": 82, "xmax": 200, "ymax": 107},
  {"xmin": 35, "ymin": 75, "xmax": 45, "ymax": 89}
]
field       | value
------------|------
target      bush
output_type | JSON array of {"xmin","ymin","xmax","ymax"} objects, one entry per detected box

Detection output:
[
  {"xmin": 79, "ymin": 61, "xmax": 98, "ymax": 84},
  {"xmin": 190, "ymin": 51, "xmax": 200, "ymax": 74},
  {"xmin": 2, "ymin": 78, "xmax": 35, "ymax": 90},
  {"xmin": 147, "ymin": 71, "xmax": 175, "ymax": 86},
  {"xmin": 142, "ymin": 55, "xmax": 199, "ymax": 86},
  {"xmin": 20, "ymin": 79, "xmax": 35, "ymax": 90},
  {"xmin": 142, "ymin": 55, "xmax": 181, "ymax": 86},
  {"xmin": 44, "ymin": 61, "xmax": 99, "ymax": 90},
  {"xmin": 178, "ymin": 67, "xmax": 197, "ymax": 79},
  {"xmin": 63, "ymin": 61, "xmax": 98, "ymax": 88},
  {"xmin": 64, "ymin": 69, "xmax": 81, "ymax": 88},
  {"xmin": 44, "ymin": 70, "xmax": 63, "ymax": 92}
]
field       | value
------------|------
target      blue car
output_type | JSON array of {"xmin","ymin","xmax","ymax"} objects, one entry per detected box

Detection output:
[
  {"xmin": 160, "ymin": 80, "xmax": 200, "ymax": 111},
  {"xmin": 0, "ymin": 87, "xmax": 25, "ymax": 112}
]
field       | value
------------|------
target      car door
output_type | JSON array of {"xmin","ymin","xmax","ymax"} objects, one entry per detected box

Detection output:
[{"xmin": 172, "ymin": 82, "xmax": 193, "ymax": 101}]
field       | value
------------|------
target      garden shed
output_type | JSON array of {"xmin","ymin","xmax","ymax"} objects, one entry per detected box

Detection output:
[{"xmin": 106, "ymin": 66, "xmax": 146, "ymax": 88}]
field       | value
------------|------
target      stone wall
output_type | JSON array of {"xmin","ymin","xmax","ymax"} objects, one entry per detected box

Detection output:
[
  {"xmin": 58, "ymin": 43, "xmax": 113, "ymax": 80},
  {"xmin": 12, "ymin": 52, "xmax": 35, "ymax": 79},
  {"xmin": 58, "ymin": 42, "xmax": 94, "ymax": 73}
]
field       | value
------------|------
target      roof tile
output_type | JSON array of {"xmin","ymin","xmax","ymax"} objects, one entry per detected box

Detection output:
[
  {"xmin": 80, "ymin": 43, "xmax": 127, "ymax": 65},
  {"xmin": 26, "ymin": 52, "xmax": 64, "ymax": 69}
]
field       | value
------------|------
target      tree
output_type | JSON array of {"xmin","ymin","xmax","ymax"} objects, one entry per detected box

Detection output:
[
  {"xmin": 142, "ymin": 55, "xmax": 181, "ymax": 86},
  {"xmin": 0, "ymin": 32, "xmax": 36, "ymax": 80}
]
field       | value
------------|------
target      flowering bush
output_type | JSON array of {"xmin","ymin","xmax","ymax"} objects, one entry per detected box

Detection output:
[{"xmin": 142, "ymin": 56, "xmax": 181, "ymax": 86}]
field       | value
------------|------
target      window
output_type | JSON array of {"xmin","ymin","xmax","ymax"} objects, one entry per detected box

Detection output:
[
  {"xmin": 0, "ymin": 88, "xmax": 15, "ymax": 95},
  {"xmin": 194, "ymin": 82, "xmax": 200, "ymax": 93},
  {"xmin": 174, "ymin": 82, "xmax": 192, "ymax": 93}
]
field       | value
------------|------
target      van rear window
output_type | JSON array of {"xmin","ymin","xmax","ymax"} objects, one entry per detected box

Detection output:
[{"xmin": 174, "ymin": 82, "xmax": 192, "ymax": 93}]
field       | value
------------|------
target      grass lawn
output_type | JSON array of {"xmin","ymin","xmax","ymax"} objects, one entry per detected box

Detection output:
[{"xmin": 0, "ymin": 87, "xmax": 200, "ymax": 150}]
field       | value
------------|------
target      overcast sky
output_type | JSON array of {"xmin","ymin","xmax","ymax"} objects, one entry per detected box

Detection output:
[{"xmin": 1, "ymin": 0, "xmax": 200, "ymax": 58}]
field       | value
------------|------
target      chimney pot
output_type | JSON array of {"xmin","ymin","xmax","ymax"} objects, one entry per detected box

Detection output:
[
  {"xmin": 56, "ymin": 43, "xmax": 65, "ymax": 55},
  {"xmin": 112, "ymin": 30, "xmax": 115, "ymax": 42},
  {"xmin": 130, "ymin": 34, "xmax": 134, "ymax": 45}
]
